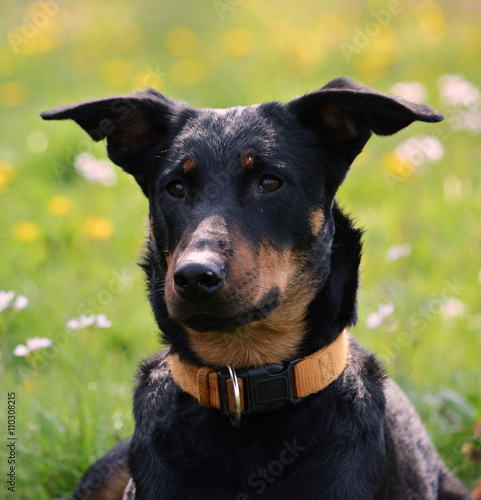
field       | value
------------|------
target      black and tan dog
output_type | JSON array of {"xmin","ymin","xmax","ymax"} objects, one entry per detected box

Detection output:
[{"xmin": 42, "ymin": 78, "xmax": 471, "ymax": 499}]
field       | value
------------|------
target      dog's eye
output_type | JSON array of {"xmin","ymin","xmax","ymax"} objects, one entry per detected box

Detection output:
[
  {"xmin": 258, "ymin": 176, "xmax": 282, "ymax": 193},
  {"xmin": 167, "ymin": 181, "xmax": 185, "ymax": 198}
]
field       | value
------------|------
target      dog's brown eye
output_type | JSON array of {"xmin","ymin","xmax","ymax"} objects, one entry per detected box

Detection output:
[
  {"xmin": 258, "ymin": 176, "xmax": 282, "ymax": 193},
  {"xmin": 167, "ymin": 181, "xmax": 185, "ymax": 198}
]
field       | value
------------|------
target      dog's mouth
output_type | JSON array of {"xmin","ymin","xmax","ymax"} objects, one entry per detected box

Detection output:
[{"xmin": 180, "ymin": 288, "xmax": 282, "ymax": 333}]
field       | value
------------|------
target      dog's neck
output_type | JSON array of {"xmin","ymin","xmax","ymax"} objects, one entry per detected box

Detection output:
[
  {"xmin": 168, "ymin": 329, "xmax": 350, "ymax": 425},
  {"xmin": 300, "ymin": 202, "xmax": 362, "ymax": 357}
]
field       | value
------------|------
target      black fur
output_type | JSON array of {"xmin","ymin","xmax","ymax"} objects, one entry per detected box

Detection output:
[{"xmin": 42, "ymin": 77, "xmax": 470, "ymax": 499}]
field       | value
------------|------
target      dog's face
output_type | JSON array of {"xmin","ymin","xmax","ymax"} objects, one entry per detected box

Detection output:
[
  {"xmin": 149, "ymin": 104, "xmax": 334, "ymax": 366},
  {"xmin": 42, "ymin": 78, "xmax": 443, "ymax": 367}
]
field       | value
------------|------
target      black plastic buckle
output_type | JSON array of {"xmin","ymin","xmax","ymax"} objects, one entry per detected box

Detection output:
[{"xmin": 217, "ymin": 359, "xmax": 303, "ymax": 422}]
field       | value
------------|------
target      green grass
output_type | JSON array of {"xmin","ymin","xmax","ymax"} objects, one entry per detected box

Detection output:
[{"xmin": 1, "ymin": 1, "xmax": 480, "ymax": 498}]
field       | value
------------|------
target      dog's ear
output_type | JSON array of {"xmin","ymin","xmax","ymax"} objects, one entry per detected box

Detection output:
[
  {"xmin": 288, "ymin": 77, "xmax": 444, "ymax": 190},
  {"xmin": 41, "ymin": 89, "xmax": 182, "ymax": 196}
]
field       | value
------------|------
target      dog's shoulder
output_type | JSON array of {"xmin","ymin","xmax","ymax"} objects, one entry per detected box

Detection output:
[
  {"xmin": 381, "ymin": 378, "xmax": 471, "ymax": 498},
  {"xmin": 343, "ymin": 341, "xmax": 469, "ymax": 498},
  {"xmin": 136, "ymin": 348, "xmax": 171, "ymax": 387},
  {"xmin": 341, "ymin": 336, "xmax": 387, "ymax": 411},
  {"xmin": 131, "ymin": 349, "xmax": 180, "ymax": 430}
]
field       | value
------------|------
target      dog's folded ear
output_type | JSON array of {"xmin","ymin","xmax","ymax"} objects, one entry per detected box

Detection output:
[
  {"xmin": 41, "ymin": 89, "xmax": 181, "ymax": 195},
  {"xmin": 288, "ymin": 77, "xmax": 444, "ymax": 190}
]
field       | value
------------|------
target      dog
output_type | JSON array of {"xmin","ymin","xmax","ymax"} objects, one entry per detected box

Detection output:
[{"xmin": 42, "ymin": 77, "xmax": 471, "ymax": 499}]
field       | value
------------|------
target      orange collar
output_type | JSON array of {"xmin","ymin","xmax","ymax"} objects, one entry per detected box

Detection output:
[{"xmin": 168, "ymin": 330, "xmax": 349, "ymax": 426}]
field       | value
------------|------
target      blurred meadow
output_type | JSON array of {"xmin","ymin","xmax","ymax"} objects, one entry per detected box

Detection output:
[{"xmin": 1, "ymin": 0, "xmax": 480, "ymax": 497}]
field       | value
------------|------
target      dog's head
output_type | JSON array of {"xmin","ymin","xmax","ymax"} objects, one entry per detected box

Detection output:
[{"xmin": 42, "ymin": 78, "xmax": 442, "ymax": 368}]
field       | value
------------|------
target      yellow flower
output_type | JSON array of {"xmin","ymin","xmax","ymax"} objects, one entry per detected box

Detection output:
[
  {"xmin": 101, "ymin": 59, "xmax": 131, "ymax": 87},
  {"xmin": 48, "ymin": 196, "xmax": 72, "ymax": 217},
  {"xmin": 294, "ymin": 33, "xmax": 325, "ymax": 64},
  {"xmin": 370, "ymin": 30, "xmax": 398, "ymax": 59},
  {"xmin": 355, "ymin": 55, "xmax": 386, "ymax": 83},
  {"xmin": 13, "ymin": 221, "xmax": 41, "ymax": 242},
  {"xmin": 0, "ymin": 161, "xmax": 16, "ymax": 191},
  {"xmin": 0, "ymin": 82, "xmax": 28, "ymax": 108},
  {"xmin": 171, "ymin": 58, "xmax": 206, "ymax": 87},
  {"xmin": 316, "ymin": 14, "xmax": 347, "ymax": 45},
  {"xmin": 23, "ymin": 379, "xmax": 36, "ymax": 393},
  {"xmin": 133, "ymin": 71, "xmax": 164, "ymax": 91},
  {"xmin": 416, "ymin": 1, "xmax": 446, "ymax": 43},
  {"xmin": 83, "ymin": 216, "xmax": 114, "ymax": 241},
  {"xmin": 383, "ymin": 151, "xmax": 414, "ymax": 180},
  {"xmin": 8, "ymin": 1, "xmax": 63, "ymax": 56},
  {"xmin": 221, "ymin": 28, "xmax": 254, "ymax": 57},
  {"xmin": 355, "ymin": 30, "xmax": 398, "ymax": 83},
  {"xmin": 166, "ymin": 27, "xmax": 198, "ymax": 57}
]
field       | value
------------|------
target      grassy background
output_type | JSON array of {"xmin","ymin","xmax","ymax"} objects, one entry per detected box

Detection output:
[{"xmin": 1, "ymin": 0, "xmax": 480, "ymax": 498}]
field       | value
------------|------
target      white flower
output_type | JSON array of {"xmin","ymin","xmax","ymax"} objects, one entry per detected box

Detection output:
[
  {"xmin": 67, "ymin": 313, "xmax": 111, "ymax": 330},
  {"xmin": 378, "ymin": 303, "xmax": 395, "ymax": 318},
  {"xmin": 12, "ymin": 295, "xmax": 28, "ymax": 310},
  {"xmin": 438, "ymin": 74, "xmax": 480, "ymax": 108},
  {"xmin": 96, "ymin": 313, "xmax": 112, "ymax": 328},
  {"xmin": 74, "ymin": 152, "xmax": 117, "ymax": 186},
  {"xmin": 66, "ymin": 318, "xmax": 81, "ymax": 330},
  {"xmin": 451, "ymin": 109, "xmax": 481, "ymax": 134},
  {"xmin": 366, "ymin": 303, "xmax": 395, "ymax": 329},
  {"xmin": 386, "ymin": 244, "xmax": 411, "ymax": 262},
  {"xmin": 13, "ymin": 337, "xmax": 52, "ymax": 355},
  {"xmin": 440, "ymin": 298, "xmax": 467, "ymax": 320},
  {"xmin": 26, "ymin": 336, "xmax": 52, "ymax": 352},
  {"xmin": 366, "ymin": 312, "xmax": 383, "ymax": 329},
  {"xmin": 67, "ymin": 315, "xmax": 96, "ymax": 330},
  {"xmin": 395, "ymin": 136, "xmax": 444, "ymax": 168},
  {"xmin": 13, "ymin": 344, "xmax": 30, "ymax": 357},
  {"xmin": 0, "ymin": 290, "xmax": 15, "ymax": 312},
  {"xmin": 391, "ymin": 82, "xmax": 427, "ymax": 103},
  {"xmin": 79, "ymin": 314, "xmax": 97, "ymax": 328}
]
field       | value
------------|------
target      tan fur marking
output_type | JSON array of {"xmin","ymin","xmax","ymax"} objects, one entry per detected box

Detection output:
[
  {"xmin": 151, "ymin": 216, "xmax": 172, "ymax": 266},
  {"xmin": 182, "ymin": 157, "xmax": 196, "ymax": 174},
  {"xmin": 185, "ymin": 241, "xmax": 320, "ymax": 368},
  {"xmin": 241, "ymin": 153, "xmax": 255, "ymax": 170},
  {"xmin": 87, "ymin": 464, "xmax": 131, "ymax": 500},
  {"xmin": 310, "ymin": 209, "xmax": 325, "ymax": 236},
  {"xmin": 163, "ymin": 221, "xmax": 322, "ymax": 368}
]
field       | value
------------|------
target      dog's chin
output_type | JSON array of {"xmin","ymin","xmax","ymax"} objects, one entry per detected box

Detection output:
[{"xmin": 178, "ymin": 292, "xmax": 282, "ymax": 333}]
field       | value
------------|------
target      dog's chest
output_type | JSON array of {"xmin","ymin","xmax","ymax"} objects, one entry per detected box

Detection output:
[{"xmin": 130, "ymin": 351, "xmax": 387, "ymax": 499}]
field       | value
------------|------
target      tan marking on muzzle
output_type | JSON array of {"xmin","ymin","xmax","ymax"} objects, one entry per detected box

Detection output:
[{"xmin": 185, "ymin": 241, "xmax": 320, "ymax": 368}]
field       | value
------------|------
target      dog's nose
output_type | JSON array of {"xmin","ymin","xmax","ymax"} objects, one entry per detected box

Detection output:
[{"xmin": 173, "ymin": 258, "xmax": 226, "ymax": 301}]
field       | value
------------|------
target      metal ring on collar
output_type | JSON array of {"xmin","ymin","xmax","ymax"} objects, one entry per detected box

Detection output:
[{"xmin": 227, "ymin": 365, "xmax": 241, "ymax": 427}]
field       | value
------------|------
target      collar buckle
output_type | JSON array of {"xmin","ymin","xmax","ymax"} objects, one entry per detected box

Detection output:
[{"xmin": 217, "ymin": 359, "xmax": 304, "ymax": 425}]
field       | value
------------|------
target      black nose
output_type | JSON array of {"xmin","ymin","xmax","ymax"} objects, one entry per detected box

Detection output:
[{"xmin": 173, "ymin": 258, "xmax": 226, "ymax": 301}]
